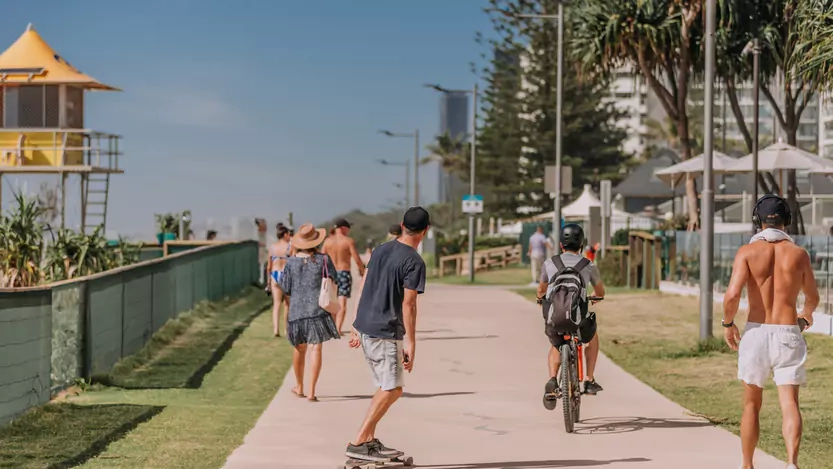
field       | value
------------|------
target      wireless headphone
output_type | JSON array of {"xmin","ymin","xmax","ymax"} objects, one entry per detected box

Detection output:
[{"xmin": 752, "ymin": 194, "xmax": 791, "ymax": 230}]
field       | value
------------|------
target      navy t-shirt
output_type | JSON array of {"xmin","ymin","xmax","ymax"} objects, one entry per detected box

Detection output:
[{"xmin": 353, "ymin": 240, "xmax": 426, "ymax": 340}]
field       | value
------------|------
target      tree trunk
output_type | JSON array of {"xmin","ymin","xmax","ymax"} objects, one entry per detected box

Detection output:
[{"xmin": 675, "ymin": 118, "xmax": 699, "ymax": 230}]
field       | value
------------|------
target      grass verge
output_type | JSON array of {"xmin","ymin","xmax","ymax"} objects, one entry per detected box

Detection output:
[
  {"xmin": 0, "ymin": 404, "xmax": 163, "ymax": 468},
  {"xmin": 0, "ymin": 286, "xmax": 291, "ymax": 469},
  {"xmin": 518, "ymin": 291, "xmax": 833, "ymax": 468},
  {"xmin": 433, "ymin": 264, "xmax": 533, "ymax": 286},
  {"xmin": 105, "ymin": 290, "xmax": 270, "ymax": 388},
  {"xmin": 70, "ymin": 287, "xmax": 292, "ymax": 469}
]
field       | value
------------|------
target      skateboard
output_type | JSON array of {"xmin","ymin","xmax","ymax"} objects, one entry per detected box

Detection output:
[{"xmin": 339, "ymin": 456, "xmax": 414, "ymax": 469}]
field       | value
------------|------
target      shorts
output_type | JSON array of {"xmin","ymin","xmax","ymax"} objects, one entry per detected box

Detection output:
[
  {"xmin": 546, "ymin": 313, "xmax": 597, "ymax": 349},
  {"xmin": 360, "ymin": 333, "xmax": 405, "ymax": 391},
  {"xmin": 738, "ymin": 322, "xmax": 807, "ymax": 388},
  {"xmin": 337, "ymin": 270, "xmax": 352, "ymax": 298}
]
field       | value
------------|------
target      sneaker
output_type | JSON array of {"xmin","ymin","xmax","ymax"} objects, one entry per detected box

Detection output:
[
  {"xmin": 345, "ymin": 442, "xmax": 389, "ymax": 462},
  {"xmin": 584, "ymin": 380, "xmax": 604, "ymax": 395},
  {"xmin": 543, "ymin": 377, "xmax": 559, "ymax": 410},
  {"xmin": 370, "ymin": 439, "xmax": 404, "ymax": 458}
]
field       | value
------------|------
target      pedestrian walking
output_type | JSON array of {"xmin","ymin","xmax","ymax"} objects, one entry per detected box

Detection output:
[
  {"xmin": 279, "ymin": 223, "xmax": 342, "ymax": 402},
  {"xmin": 528, "ymin": 226, "xmax": 552, "ymax": 284},
  {"xmin": 723, "ymin": 195, "xmax": 819, "ymax": 469}
]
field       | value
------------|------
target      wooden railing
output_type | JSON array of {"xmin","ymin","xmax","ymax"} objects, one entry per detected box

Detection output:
[{"xmin": 438, "ymin": 244, "xmax": 522, "ymax": 277}]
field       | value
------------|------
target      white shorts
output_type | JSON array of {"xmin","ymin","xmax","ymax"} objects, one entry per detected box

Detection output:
[
  {"xmin": 738, "ymin": 322, "xmax": 807, "ymax": 388},
  {"xmin": 360, "ymin": 333, "xmax": 405, "ymax": 391}
]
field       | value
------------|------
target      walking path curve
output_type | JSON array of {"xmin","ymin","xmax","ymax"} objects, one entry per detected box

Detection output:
[{"xmin": 223, "ymin": 284, "xmax": 783, "ymax": 469}]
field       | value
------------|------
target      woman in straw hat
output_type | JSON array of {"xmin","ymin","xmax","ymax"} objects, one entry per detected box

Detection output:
[{"xmin": 278, "ymin": 223, "xmax": 342, "ymax": 401}]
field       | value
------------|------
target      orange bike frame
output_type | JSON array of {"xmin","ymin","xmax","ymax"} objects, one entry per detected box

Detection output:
[{"xmin": 562, "ymin": 335, "xmax": 585, "ymax": 382}]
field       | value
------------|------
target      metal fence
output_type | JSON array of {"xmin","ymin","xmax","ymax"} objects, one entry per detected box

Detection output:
[
  {"xmin": 673, "ymin": 231, "xmax": 833, "ymax": 311},
  {"xmin": 0, "ymin": 240, "xmax": 259, "ymax": 425}
]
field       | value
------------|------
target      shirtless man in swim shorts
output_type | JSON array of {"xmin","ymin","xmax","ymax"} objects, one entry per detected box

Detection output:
[
  {"xmin": 322, "ymin": 218, "xmax": 366, "ymax": 333},
  {"xmin": 723, "ymin": 195, "xmax": 819, "ymax": 469}
]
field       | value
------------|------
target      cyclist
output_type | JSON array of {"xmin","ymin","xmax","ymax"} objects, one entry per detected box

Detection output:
[{"xmin": 536, "ymin": 223, "xmax": 606, "ymax": 409}]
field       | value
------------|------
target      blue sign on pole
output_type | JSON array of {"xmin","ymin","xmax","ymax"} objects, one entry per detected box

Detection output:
[{"xmin": 462, "ymin": 194, "xmax": 484, "ymax": 214}]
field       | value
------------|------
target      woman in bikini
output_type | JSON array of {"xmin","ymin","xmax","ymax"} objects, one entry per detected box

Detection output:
[{"xmin": 267, "ymin": 223, "xmax": 293, "ymax": 337}]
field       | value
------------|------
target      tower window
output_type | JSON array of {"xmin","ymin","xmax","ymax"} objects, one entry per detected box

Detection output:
[{"xmin": 2, "ymin": 85, "xmax": 60, "ymax": 128}]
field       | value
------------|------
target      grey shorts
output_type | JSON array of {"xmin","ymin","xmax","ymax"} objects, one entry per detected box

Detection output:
[{"xmin": 360, "ymin": 333, "xmax": 405, "ymax": 391}]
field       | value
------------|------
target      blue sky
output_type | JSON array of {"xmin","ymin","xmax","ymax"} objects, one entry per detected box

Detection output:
[{"xmin": 1, "ymin": 0, "xmax": 492, "ymax": 238}]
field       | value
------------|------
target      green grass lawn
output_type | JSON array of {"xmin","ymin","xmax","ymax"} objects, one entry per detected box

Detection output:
[
  {"xmin": 432, "ymin": 264, "xmax": 534, "ymax": 286},
  {"xmin": 0, "ymin": 287, "xmax": 292, "ymax": 469},
  {"xmin": 517, "ymin": 290, "xmax": 833, "ymax": 468},
  {"xmin": 105, "ymin": 291, "xmax": 270, "ymax": 389}
]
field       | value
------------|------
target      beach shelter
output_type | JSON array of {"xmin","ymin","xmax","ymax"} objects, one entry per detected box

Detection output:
[
  {"xmin": 0, "ymin": 23, "xmax": 118, "ymax": 90},
  {"xmin": 726, "ymin": 142, "xmax": 833, "ymax": 195}
]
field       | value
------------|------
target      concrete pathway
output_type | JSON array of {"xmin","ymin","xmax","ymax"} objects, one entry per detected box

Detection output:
[{"xmin": 223, "ymin": 285, "xmax": 784, "ymax": 469}]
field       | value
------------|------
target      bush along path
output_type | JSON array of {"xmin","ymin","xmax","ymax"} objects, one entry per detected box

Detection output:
[{"xmin": 0, "ymin": 287, "xmax": 292, "ymax": 469}]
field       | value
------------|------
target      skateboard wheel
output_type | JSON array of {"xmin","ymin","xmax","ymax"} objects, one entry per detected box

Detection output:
[{"xmin": 404, "ymin": 456, "xmax": 414, "ymax": 466}]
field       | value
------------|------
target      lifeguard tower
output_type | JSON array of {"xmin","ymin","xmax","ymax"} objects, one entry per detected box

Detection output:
[{"xmin": 0, "ymin": 24, "xmax": 123, "ymax": 233}]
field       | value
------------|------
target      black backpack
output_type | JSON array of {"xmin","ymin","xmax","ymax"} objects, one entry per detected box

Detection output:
[{"xmin": 542, "ymin": 256, "xmax": 590, "ymax": 333}]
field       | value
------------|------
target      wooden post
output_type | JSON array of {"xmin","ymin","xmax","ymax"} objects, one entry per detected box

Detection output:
[
  {"xmin": 668, "ymin": 237, "xmax": 677, "ymax": 282},
  {"xmin": 641, "ymin": 237, "xmax": 648, "ymax": 289},
  {"xmin": 60, "ymin": 172, "xmax": 67, "ymax": 229}
]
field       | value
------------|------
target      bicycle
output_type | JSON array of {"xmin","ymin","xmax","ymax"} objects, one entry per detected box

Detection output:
[{"xmin": 545, "ymin": 296, "xmax": 603, "ymax": 433}]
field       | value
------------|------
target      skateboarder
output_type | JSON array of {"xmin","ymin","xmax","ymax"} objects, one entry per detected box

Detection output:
[
  {"xmin": 723, "ymin": 195, "xmax": 818, "ymax": 469},
  {"xmin": 344, "ymin": 207, "xmax": 429, "ymax": 463}
]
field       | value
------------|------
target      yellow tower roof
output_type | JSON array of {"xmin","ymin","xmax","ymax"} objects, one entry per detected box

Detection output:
[{"xmin": 0, "ymin": 23, "xmax": 119, "ymax": 91}]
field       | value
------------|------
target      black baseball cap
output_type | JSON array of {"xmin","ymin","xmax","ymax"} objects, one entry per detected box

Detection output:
[
  {"xmin": 757, "ymin": 195, "xmax": 790, "ymax": 225},
  {"xmin": 403, "ymin": 207, "xmax": 430, "ymax": 232},
  {"xmin": 334, "ymin": 218, "xmax": 351, "ymax": 228}
]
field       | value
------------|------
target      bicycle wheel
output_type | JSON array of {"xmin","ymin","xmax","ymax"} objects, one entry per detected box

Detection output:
[
  {"xmin": 560, "ymin": 343, "xmax": 574, "ymax": 433},
  {"xmin": 572, "ymin": 364, "xmax": 581, "ymax": 423}
]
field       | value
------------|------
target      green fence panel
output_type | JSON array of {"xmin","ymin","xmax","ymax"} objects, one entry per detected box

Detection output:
[
  {"xmin": 222, "ymin": 249, "xmax": 236, "ymax": 297},
  {"xmin": 86, "ymin": 274, "xmax": 124, "ymax": 377},
  {"xmin": 151, "ymin": 263, "xmax": 175, "ymax": 331},
  {"xmin": 121, "ymin": 267, "xmax": 154, "ymax": 358},
  {"xmin": 193, "ymin": 256, "xmax": 209, "ymax": 304},
  {"xmin": 0, "ymin": 290, "xmax": 52, "ymax": 425},
  {"xmin": 138, "ymin": 247, "xmax": 164, "ymax": 262},
  {"xmin": 50, "ymin": 283, "xmax": 84, "ymax": 388},
  {"xmin": 174, "ymin": 258, "xmax": 195, "ymax": 315}
]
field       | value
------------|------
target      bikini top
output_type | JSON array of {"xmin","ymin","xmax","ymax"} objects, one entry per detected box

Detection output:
[{"xmin": 270, "ymin": 241, "xmax": 292, "ymax": 261}]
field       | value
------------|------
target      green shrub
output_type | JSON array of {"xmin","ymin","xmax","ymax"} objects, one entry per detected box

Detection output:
[{"xmin": 597, "ymin": 250, "xmax": 625, "ymax": 287}]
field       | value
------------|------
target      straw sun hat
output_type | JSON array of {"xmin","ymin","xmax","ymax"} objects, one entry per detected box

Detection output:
[{"xmin": 291, "ymin": 223, "xmax": 327, "ymax": 250}]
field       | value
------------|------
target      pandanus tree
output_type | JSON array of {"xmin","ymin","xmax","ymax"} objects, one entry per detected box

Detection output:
[{"xmin": 571, "ymin": 0, "xmax": 704, "ymax": 230}]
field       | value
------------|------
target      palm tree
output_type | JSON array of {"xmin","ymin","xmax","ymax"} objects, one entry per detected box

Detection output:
[
  {"xmin": 422, "ymin": 132, "xmax": 470, "ymax": 180},
  {"xmin": 571, "ymin": 0, "xmax": 704, "ymax": 230}
]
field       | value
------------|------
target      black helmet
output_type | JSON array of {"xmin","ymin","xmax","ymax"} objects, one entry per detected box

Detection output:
[{"xmin": 560, "ymin": 223, "xmax": 585, "ymax": 252}]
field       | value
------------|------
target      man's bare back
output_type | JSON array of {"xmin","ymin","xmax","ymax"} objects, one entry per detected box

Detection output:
[
  {"xmin": 728, "ymin": 240, "xmax": 817, "ymax": 326},
  {"xmin": 324, "ymin": 232, "xmax": 365, "ymax": 273}
]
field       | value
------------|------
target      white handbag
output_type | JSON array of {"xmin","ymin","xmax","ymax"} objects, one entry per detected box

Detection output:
[{"xmin": 319, "ymin": 255, "xmax": 340, "ymax": 315}]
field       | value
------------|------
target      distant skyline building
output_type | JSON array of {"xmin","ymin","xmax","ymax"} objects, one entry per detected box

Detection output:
[{"xmin": 437, "ymin": 92, "xmax": 469, "ymax": 203}]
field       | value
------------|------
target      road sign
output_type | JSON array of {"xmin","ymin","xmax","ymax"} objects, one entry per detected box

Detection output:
[
  {"xmin": 462, "ymin": 194, "xmax": 484, "ymax": 214},
  {"xmin": 544, "ymin": 165, "xmax": 573, "ymax": 195}
]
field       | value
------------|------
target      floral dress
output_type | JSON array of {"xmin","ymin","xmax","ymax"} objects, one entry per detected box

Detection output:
[{"xmin": 279, "ymin": 253, "xmax": 342, "ymax": 346}]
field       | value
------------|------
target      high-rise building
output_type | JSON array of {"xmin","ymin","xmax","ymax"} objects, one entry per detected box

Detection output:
[{"xmin": 437, "ymin": 92, "xmax": 469, "ymax": 203}]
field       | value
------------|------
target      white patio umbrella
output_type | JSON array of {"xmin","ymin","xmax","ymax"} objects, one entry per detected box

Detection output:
[
  {"xmin": 726, "ymin": 142, "xmax": 833, "ymax": 194},
  {"xmin": 653, "ymin": 151, "xmax": 736, "ymax": 186}
]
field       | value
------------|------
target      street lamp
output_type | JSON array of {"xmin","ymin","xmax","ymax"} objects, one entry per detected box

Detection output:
[
  {"xmin": 376, "ymin": 158, "xmax": 410, "ymax": 208},
  {"xmin": 699, "ymin": 0, "xmax": 717, "ymax": 340},
  {"xmin": 424, "ymin": 82, "xmax": 479, "ymax": 283},
  {"xmin": 498, "ymin": 4, "xmax": 565, "ymax": 252},
  {"xmin": 378, "ymin": 130, "xmax": 420, "ymax": 206}
]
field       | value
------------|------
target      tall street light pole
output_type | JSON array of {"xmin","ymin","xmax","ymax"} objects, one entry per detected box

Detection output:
[
  {"xmin": 376, "ymin": 158, "xmax": 410, "ymax": 207},
  {"xmin": 500, "ymin": 5, "xmax": 564, "ymax": 251},
  {"xmin": 425, "ymin": 83, "xmax": 478, "ymax": 283},
  {"xmin": 700, "ymin": 0, "xmax": 716, "ymax": 340},
  {"xmin": 379, "ymin": 130, "xmax": 420, "ymax": 206}
]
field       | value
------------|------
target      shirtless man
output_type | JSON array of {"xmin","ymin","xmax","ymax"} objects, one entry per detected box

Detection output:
[
  {"xmin": 723, "ymin": 195, "xmax": 818, "ymax": 469},
  {"xmin": 322, "ymin": 218, "xmax": 367, "ymax": 333}
]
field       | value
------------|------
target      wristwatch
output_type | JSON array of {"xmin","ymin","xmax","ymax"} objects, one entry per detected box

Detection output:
[{"xmin": 721, "ymin": 319, "xmax": 734, "ymax": 328}]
